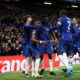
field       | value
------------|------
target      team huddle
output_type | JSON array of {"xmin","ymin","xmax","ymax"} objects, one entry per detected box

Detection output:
[{"xmin": 22, "ymin": 10, "xmax": 80, "ymax": 78}]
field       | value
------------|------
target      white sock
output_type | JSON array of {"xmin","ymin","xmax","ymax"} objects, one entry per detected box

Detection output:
[
  {"xmin": 32, "ymin": 60, "xmax": 35, "ymax": 75},
  {"xmin": 63, "ymin": 53, "xmax": 68, "ymax": 61},
  {"xmin": 35, "ymin": 58, "xmax": 40, "ymax": 74},
  {"xmin": 49, "ymin": 59, "xmax": 53, "ymax": 72},
  {"xmin": 58, "ymin": 54, "xmax": 69, "ymax": 69},
  {"xmin": 68, "ymin": 56, "xmax": 73, "ymax": 69},
  {"xmin": 25, "ymin": 57, "xmax": 30, "ymax": 74}
]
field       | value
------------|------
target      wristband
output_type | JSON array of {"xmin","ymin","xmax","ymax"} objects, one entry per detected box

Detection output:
[{"xmin": 39, "ymin": 40, "xmax": 43, "ymax": 44}]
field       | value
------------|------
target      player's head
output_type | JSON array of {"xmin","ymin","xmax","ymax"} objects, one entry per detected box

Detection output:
[
  {"xmin": 25, "ymin": 15, "xmax": 32, "ymax": 24},
  {"xmin": 33, "ymin": 19, "xmax": 41, "ymax": 27},
  {"xmin": 41, "ymin": 15, "xmax": 50, "ymax": 25},
  {"xmin": 72, "ymin": 17, "xmax": 79, "ymax": 25},
  {"xmin": 59, "ymin": 9, "xmax": 67, "ymax": 16}
]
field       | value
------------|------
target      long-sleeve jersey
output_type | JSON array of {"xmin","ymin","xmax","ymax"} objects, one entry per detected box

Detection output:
[{"xmin": 50, "ymin": 15, "xmax": 75, "ymax": 41}]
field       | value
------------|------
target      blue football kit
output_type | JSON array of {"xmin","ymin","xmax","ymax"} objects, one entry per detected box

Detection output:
[{"xmin": 50, "ymin": 16, "xmax": 75, "ymax": 53}]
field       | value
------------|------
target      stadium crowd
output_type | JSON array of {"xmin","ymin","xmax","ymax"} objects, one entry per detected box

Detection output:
[{"xmin": 0, "ymin": 25, "xmax": 22, "ymax": 56}]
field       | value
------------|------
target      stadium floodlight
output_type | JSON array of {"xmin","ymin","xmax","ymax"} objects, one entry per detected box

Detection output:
[
  {"xmin": 44, "ymin": 2, "xmax": 52, "ymax": 5},
  {"xmin": 72, "ymin": 5, "xmax": 78, "ymax": 8}
]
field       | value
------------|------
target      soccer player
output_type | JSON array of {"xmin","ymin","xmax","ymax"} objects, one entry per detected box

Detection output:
[
  {"xmin": 38, "ymin": 16, "xmax": 56, "ymax": 75},
  {"xmin": 72, "ymin": 17, "xmax": 80, "ymax": 64},
  {"xmin": 49, "ymin": 10, "xmax": 75, "ymax": 76},
  {"xmin": 22, "ymin": 15, "xmax": 36, "ymax": 77},
  {"xmin": 31, "ymin": 19, "xmax": 46, "ymax": 77}
]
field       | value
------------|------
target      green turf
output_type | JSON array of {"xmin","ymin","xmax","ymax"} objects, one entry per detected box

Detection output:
[{"xmin": 0, "ymin": 65, "xmax": 80, "ymax": 80}]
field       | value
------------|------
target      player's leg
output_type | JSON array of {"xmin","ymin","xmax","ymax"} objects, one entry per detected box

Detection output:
[
  {"xmin": 23, "ymin": 44, "xmax": 30, "ymax": 77},
  {"xmin": 31, "ymin": 57, "xmax": 35, "ymax": 77},
  {"xmin": 34, "ymin": 54, "xmax": 42, "ymax": 77},
  {"xmin": 25, "ymin": 57, "xmax": 30, "ymax": 77},
  {"xmin": 46, "ymin": 41, "xmax": 56, "ymax": 75},
  {"xmin": 39, "ymin": 54, "xmax": 45, "ymax": 75},
  {"xmin": 57, "ymin": 41, "xmax": 71, "ymax": 71},
  {"xmin": 65, "ymin": 41, "xmax": 74, "ymax": 76},
  {"xmin": 31, "ymin": 47, "xmax": 42, "ymax": 77},
  {"xmin": 38, "ymin": 44, "xmax": 45, "ymax": 75}
]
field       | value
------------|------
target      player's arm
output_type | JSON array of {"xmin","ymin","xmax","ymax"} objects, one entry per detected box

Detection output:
[
  {"xmin": 49, "ymin": 22, "xmax": 62, "ymax": 31},
  {"xmin": 24, "ymin": 25, "xmax": 37, "ymax": 30},
  {"xmin": 31, "ymin": 30, "xmax": 46, "ymax": 44},
  {"xmin": 49, "ymin": 18, "xmax": 62, "ymax": 31}
]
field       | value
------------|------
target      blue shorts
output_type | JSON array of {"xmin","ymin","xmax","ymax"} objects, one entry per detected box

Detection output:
[
  {"xmin": 30, "ymin": 46, "xmax": 40, "ymax": 57},
  {"xmin": 38, "ymin": 41, "xmax": 53, "ymax": 54},
  {"xmin": 22, "ymin": 44, "xmax": 40, "ymax": 57},
  {"xmin": 57, "ymin": 39, "xmax": 73, "ymax": 53}
]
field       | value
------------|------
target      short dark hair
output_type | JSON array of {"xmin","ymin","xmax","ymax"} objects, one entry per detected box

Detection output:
[
  {"xmin": 25, "ymin": 15, "xmax": 32, "ymax": 19},
  {"xmin": 23, "ymin": 15, "xmax": 32, "ymax": 22},
  {"xmin": 59, "ymin": 9, "xmax": 67, "ymax": 16}
]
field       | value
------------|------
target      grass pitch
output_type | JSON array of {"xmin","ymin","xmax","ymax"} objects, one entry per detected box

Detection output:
[{"xmin": 0, "ymin": 65, "xmax": 80, "ymax": 80}]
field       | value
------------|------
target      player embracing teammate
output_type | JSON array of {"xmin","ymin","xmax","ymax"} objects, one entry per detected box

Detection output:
[{"xmin": 22, "ymin": 10, "xmax": 78, "ymax": 78}]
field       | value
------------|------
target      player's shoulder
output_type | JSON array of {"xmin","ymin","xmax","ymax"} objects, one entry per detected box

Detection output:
[
  {"xmin": 60, "ymin": 16, "xmax": 70, "ymax": 20},
  {"xmin": 23, "ymin": 23, "xmax": 28, "ymax": 27},
  {"xmin": 66, "ymin": 16, "xmax": 71, "ymax": 21},
  {"xmin": 59, "ymin": 16, "xmax": 63, "ymax": 20}
]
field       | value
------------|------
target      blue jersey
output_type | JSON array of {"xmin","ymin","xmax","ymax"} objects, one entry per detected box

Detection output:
[
  {"xmin": 22, "ymin": 23, "xmax": 41, "ymax": 57},
  {"xmin": 38, "ymin": 23, "xmax": 52, "ymax": 40},
  {"xmin": 30, "ymin": 29, "xmax": 39, "ymax": 47},
  {"xmin": 50, "ymin": 16, "xmax": 75, "ymax": 41},
  {"xmin": 75, "ymin": 24, "xmax": 80, "ymax": 41},
  {"xmin": 73, "ymin": 24, "xmax": 80, "ymax": 44},
  {"xmin": 22, "ymin": 23, "xmax": 35, "ymax": 45},
  {"xmin": 37, "ymin": 23, "xmax": 53, "ymax": 54}
]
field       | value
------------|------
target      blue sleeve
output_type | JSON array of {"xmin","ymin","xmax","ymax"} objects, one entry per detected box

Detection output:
[
  {"xmin": 49, "ymin": 17, "xmax": 63, "ymax": 31},
  {"xmin": 24, "ymin": 25, "xmax": 37, "ymax": 30},
  {"xmin": 39, "ymin": 26, "xmax": 46, "ymax": 31},
  {"xmin": 50, "ymin": 24, "xmax": 61, "ymax": 31}
]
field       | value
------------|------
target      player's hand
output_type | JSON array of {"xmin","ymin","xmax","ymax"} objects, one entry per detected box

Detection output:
[
  {"xmin": 39, "ymin": 41, "xmax": 46, "ymax": 44},
  {"xmin": 54, "ymin": 39, "xmax": 57, "ymax": 46}
]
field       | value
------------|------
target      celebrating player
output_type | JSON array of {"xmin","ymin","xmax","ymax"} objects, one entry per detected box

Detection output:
[
  {"xmin": 38, "ymin": 16, "xmax": 56, "ymax": 75},
  {"xmin": 22, "ymin": 15, "xmax": 36, "ymax": 77},
  {"xmin": 49, "ymin": 10, "xmax": 75, "ymax": 76},
  {"xmin": 31, "ymin": 19, "xmax": 46, "ymax": 77},
  {"xmin": 72, "ymin": 17, "xmax": 80, "ymax": 64}
]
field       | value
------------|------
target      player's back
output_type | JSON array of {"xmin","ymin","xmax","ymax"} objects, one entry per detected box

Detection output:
[
  {"xmin": 37, "ymin": 23, "xmax": 52, "ymax": 40},
  {"xmin": 59, "ymin": 16, "xmax": 73, "ymax": 41}
]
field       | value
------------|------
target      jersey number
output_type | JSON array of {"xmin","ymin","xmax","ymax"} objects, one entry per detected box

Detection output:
[{"xmin": 67, "ymin": 21, "xmax": 71, "ymax": 32}]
